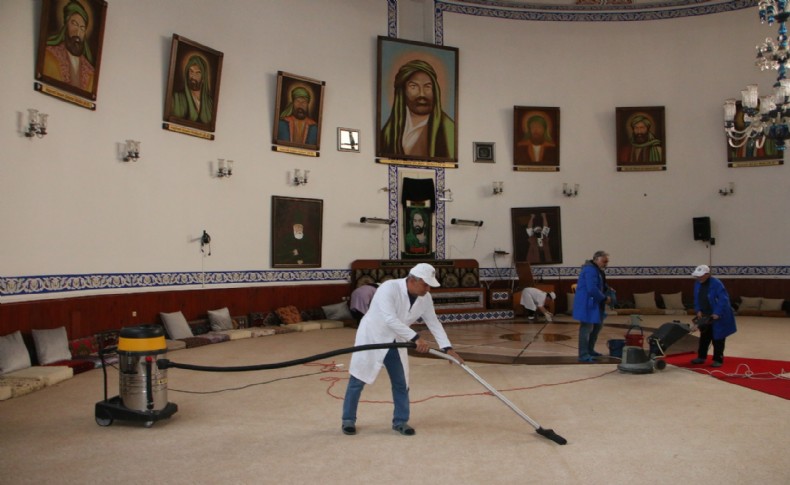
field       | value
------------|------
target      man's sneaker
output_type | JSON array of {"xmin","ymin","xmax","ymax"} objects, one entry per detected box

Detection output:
[
  {"xmin": 690, "ymin": 358, "xmax": 705, "ymax": 365},
  {"xmin": 711, "ymin": 361, "xmax": 723, "ymax": 368}
]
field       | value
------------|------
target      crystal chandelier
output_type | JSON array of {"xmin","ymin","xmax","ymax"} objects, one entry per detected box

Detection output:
[{"xmin": 724, "ymin": 0, "xmax": 790, "ymax": 151}]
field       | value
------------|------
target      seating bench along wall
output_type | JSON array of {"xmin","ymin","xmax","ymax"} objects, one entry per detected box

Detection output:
[{"xmin": 351, "ymin": 259, "xmax": 486, "ymax": 313}]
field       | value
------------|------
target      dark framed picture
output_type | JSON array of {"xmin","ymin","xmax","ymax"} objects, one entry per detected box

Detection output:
[
  {"xmin": 272, "ymin": 71, "xmax": 325, "ymax": 151},
  {"xmin": 376, "ymin": 36, "xmax": 459, "ymax": 167},
  {"xmin": 616, "ymin": 106, "xmax": 666, "ymax": 171},
  {"xmin": 163, "ymin": 34, "xmax": 224, "ymax": 133},
  {"xmin": 513, "ymin": 106, "xmax": 560, "ymax": 171},
  {"xmin": 725, "ymin": 101, "xmax": 783, "ymax": 168},
  {"xmin": 34, "ymin": 0, "xmax": 108, "ymax": 102},
  {"xmin": 271, "ymin": 196, "xmax": 323, "ymax": 268},
  {"xmin": 511, "ymin": 207, "xmax": 562, "ymax": 265},
  {"xmin": 473, "ymin": 142, "xmax": 495, "ymax": 163}
]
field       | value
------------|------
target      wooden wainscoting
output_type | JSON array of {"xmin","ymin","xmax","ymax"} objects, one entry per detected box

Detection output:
[{"xmin": 0, "ymin": 283, "xmax": 352, "ymax": 340}]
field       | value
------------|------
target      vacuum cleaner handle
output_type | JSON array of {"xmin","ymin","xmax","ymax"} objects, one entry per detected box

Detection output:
[{"xmin": 427, "ymin": 349, "xmax": 567, "ymax": 445}]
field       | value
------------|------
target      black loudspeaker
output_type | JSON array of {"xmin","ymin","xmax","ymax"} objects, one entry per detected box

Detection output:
[{"xmin": 693, "ymin": 217, "xmax": 711, "ymax": 241}]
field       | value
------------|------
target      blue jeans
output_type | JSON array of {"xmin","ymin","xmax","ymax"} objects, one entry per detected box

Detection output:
[
  {"xmin": 578, "ymin": 322, "xmax": 602, "ymax": 359},
  {"xmin": 342, "ymin": 347, "xmax": 410, "ymax": 426}
]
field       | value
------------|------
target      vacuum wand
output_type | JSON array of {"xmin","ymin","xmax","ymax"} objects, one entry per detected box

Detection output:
[{"xmin": 428, "ymin": 349, "xmax": 567, "ymax": 445}]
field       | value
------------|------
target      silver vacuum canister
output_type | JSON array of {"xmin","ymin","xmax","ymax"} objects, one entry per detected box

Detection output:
[{"xmin": 118, "ymin": 325, "xmax": 169, "ymax": 412}]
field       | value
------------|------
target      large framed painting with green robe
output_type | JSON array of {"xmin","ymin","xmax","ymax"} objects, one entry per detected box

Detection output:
[
  {"xmin": 376, "ymin": 36, "xmax": 459, "ymax": 168},
  {"xmin": 163, "ymin": 34, "xmax": 224, "ymax": 134}
]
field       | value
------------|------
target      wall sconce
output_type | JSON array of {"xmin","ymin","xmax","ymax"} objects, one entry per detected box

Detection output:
[
  {"xmin": 451, "ymin": 218, "xmax": 484, "ymax": 227},
  {"xmin": 123, "ymin": 140, "xmax": 141, "ymax": 162},
  {"xmin": 293, "ymin": 168, "xmax": 309, "ymax": 186},
  {"xmin": 217, "ymin": 159, "xmax": 233, "ymax": 178},
  {"xmin": 438, "ymin": 188, "xmax": 453, "ymax": 202},
  {"xmin": 562, "ymin": 183, "xmax": 579, "ymax": 197},
  {"xmin": 719, "ymin": 182, "xmax": 735, "ymax": 196},
  {"xmin": 24, "ymin": 109, "xmax": 48, "ymax": 139},
  {"xmin": 359, "ymin": 217, "xmax": 394, "ymax": 225},
  {"xmin": 492, "ymin": 181, "xmax": 504, "ymax": 195}
]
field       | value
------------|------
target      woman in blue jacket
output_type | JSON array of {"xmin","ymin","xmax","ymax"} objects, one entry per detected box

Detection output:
[
  {"xmin": 572, "ymin": 251, "xmax": 612, "ymax": 362},
  {"xmin": 691, "ymin": 265, "xmax": 737, "ymax": 367}
]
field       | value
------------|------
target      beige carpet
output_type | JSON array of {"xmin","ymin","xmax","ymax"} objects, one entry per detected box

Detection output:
[{"xmin": 1, "ymin": 315, "xmax": 788, "ymax": 484}]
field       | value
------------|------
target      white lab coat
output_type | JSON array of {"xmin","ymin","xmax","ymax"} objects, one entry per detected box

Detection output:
[
  {"xmin": 520, "ymin": 287, "xmax": 548, "ymax": 312},
  {"xmin": 349, "ymin": 278, "xmax": 452, "ymax": 385}
]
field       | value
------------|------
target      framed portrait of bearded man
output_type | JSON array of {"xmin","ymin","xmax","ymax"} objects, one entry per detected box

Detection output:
[
  {"xmin": 616, "ymin": 106, "xmax": 666, "ymax": 172},
  {"xmin": 272, "ymin": 71, "xmax": 325, "ymax": 154},
  {"xmin": 34, "ymin": 0, "xmax": 108, "ymax": 106},
  {"xmin": 163, "ymin": 34, "xmax": 224, "ymax": 135},
  {"xmin": 376, "ymin": 36, "xmax": 459, "ymax": 168}
]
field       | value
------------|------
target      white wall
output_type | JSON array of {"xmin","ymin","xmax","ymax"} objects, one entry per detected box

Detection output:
[
  {"xmin": 441, "ymin": 7, "xmax": 789, "ymax": 269},
  {"xmin": 1, "ymin": 1, "xmax": 787, "ymax": 302}
]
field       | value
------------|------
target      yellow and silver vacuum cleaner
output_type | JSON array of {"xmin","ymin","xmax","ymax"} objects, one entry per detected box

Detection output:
[{"xmin": 95, "ymin": 325, "xmax": 177, "ymax": 427}]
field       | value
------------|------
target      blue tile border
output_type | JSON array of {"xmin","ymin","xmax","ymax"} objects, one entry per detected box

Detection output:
[
  {"xmin": 2, "ymin": 266, "xmax": 786, "ymax": 297},
  {"xmin": 435, "ymin": 0, "xmax": 753, "ymax": 24}
]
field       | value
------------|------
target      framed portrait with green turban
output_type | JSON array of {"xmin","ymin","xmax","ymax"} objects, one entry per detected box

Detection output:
[
  {"xmin": 163, "ymin": 34, "xmax": 224, "ymax": 135},
  {"xmin": 34, "ymin": 0, "xmax": 108, "ymax": 105},
  {"xmin": 272, "ymin": 71, "xmax": 325, "ymax": 154},
  {"xmin": 616, "ymin": 106, "xmax": 666, "ymax": 172},
  {"xmin": 376, "ymin": 36, "xmax": 459, "ymax": 168}
]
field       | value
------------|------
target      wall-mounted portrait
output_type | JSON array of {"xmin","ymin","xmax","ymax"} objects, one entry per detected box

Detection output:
[
  {"xmin": 511, "ymin": 207, "xmax": 562, "ymax": 265},
  {"xmin": 272, "ymin": 72, "xmax": 325, "ymax": 152},
  {"xmin": 35, "ymin": 0, "xmax": 108, "ymax": 102},
  {"xmin": 163, "ymin": 34, "xmax": 224, "ymax": 133},
  {"xmin": 513, "ymin": 106, "xmax": 560, "ymax": 171},
  {"xmin": 271, "ymin": 196, "xmax": 323, "ymax": 268},
  {"xmin": 616, "ymin": 106, "xmax": 666, "ymax": 171},
  {"xmin": 376, "ymin": 36, "xmax": 459, "ymax": 167},
  {"xmin": 725, "ymin": 101, "xmax": 783, "ymax": 168},
  {"xmin": 399, "ymin": 171, "xmax": 437, "ymax": 260}
]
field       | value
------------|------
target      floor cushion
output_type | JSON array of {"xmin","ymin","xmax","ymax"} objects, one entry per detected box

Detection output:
[
  {"xmin": 166, "ymin": 339, "xmax": 188, "ymax": 351},
  {"xmin": 0, "ymin": 330, "xmax": 32, "ymax": 375},
  {"xmin": 250, "ymin": 327, "xmax": 277, "ymax": 337},
  {"xmin": 180, "ymin": 337, "xmax": 212, "ymax": 349},
  {"xmin": 0, "ymin": 377, "xmax": 46, "ymax": 399},
  {"xmin": 313, "ymin": 319, "xmax": 345, "ymax": 329},
  {"xmin": 285, "ymin": 322, "xmax": 322, "ymax": 332},
  {"xmin": 45, "ymin": 359, "xmax": 95, "ymax": 375},
  {"xmin": 4, "ymin": 365, "xmax": 74, "ymax": 386},
  {"xmin": 215, "ymin": 329, "xmax": 253, "ymax": 340}
]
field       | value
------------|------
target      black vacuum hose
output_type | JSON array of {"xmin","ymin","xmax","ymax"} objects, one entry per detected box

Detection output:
[{"xmin": 157, "ymin": 342, "xmax": 416, "ymax": 372}]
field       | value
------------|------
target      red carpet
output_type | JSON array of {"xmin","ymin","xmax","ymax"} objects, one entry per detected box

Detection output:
[{"xmin": 664, "ymin": 354, "xmax": 790, "ymax": 400}]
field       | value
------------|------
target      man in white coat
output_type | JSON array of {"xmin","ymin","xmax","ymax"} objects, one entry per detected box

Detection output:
[
  {"xmin": 520, "ymin": 287, "xmax": 556, "ymax": 322},
  {"xmin": 341, "ymin": 263, "xmax": 464, "ymax": 436}
]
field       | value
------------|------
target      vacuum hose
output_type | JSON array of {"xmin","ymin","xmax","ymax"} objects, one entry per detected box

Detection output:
[{"xmin": 157, "ymin": 342, "xmax": 416, "ymax": 372}]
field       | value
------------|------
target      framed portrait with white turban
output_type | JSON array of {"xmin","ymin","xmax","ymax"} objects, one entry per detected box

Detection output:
[
  {"xmin": 616, "ymin": 106, "xmax": 666, "ymax": 172},
  {"xmin": 271, "ymin": 196, "xmax": 323, "ymax": 268},
  {"xmin": 163, "ymin": 34, "xmax": 224, "ymax": 136},
  {"xmin": 34, "ymin": 0, "xmax": 108, "ymax": 107},
  {"xmin": 272, "ymin": 71, "xmax": 325, "ymax": 154},
  {"xmin": 376, "ymin": 36, "xmax": 459, "ymax": 168}
]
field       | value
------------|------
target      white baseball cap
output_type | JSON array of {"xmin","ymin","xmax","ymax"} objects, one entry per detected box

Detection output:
[
  {"xmin": 548, "ymin": 291, "xmax": 556, "ymax": 300},
  {"xmin": 409, "ymin": 263, "xmax": 441, "ymax": 287},
  {"xmin": 691, "ymin": 264, "xmax": 710, "ymax": 277}
]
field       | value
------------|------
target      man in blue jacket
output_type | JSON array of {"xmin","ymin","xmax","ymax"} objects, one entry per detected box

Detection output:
[
  {"xmin": 572, "ymin": 251, "xmax": 612, "ymax": 362},
  {"xmin": 690, "ymin": 265, "xmax": 737, "ymax": 368}
]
